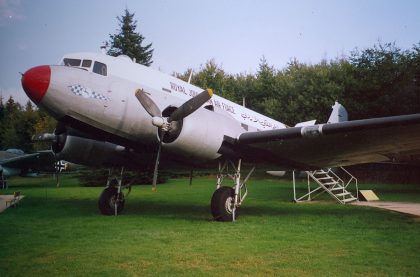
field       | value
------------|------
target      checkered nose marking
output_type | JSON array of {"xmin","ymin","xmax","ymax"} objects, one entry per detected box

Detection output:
[{"xmin": 69, "ymin": 84, "xmax": 110, "ymax": 101}]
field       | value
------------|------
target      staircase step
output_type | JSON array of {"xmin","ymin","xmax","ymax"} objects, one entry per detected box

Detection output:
[
  {"xmin": 335, "ymin": 192, "xmax": 351, "ymax": 197},
  {"xmin": 314, "ymin": 172, "xmax": 329, "ymax": 176},
  {"xmin": 342, "ymin": 197, "xmax": 357, "ymax": 203},
  {"xmin": 317, "ymin": 176, "xmax": 333, "ymax": 180},
  {"xmin": 330, "ymin": 187, "xmax": 344, "ymax": 191},
  {"xmin": 323, "ymin": 181, "xmax": 338, "ymax": 186}
]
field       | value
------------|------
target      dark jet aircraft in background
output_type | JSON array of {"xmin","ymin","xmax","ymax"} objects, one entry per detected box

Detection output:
[
  {"xmin": 0, "ymin": 149, "xmax": 58, "ymax": 189},
  {"xmin": 21, "ymin": 52, "xmax": 420, "ymax": 221}
]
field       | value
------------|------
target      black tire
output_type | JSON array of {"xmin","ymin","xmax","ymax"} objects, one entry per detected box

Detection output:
[
  {"xmin": 211, "ymin": 186, "xmax": 237, "ymax": 222},
  {"xmin": 98, "ymin": 187, "xmax": 125, "ymax": 215}
]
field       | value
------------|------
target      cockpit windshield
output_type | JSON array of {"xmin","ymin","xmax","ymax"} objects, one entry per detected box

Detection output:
[
  {"xmin": 82, "ymin": 60, "xmax": 92, "ymax": 68},
  {"xmin": 93, "ymin": 61, "xmax": 107, "ymax": 76},
  {"xmin": 62, "ymin": 58, "xmax": 107, "ymax": 76},
  {"xmin": 63, "ymin": 58, "xmax": 81, "ymax": 67}
]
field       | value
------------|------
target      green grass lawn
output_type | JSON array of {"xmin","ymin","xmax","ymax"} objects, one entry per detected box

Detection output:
[{"xmin": 1, "ymin": 175, "xmax": 419, "ymax": 276}]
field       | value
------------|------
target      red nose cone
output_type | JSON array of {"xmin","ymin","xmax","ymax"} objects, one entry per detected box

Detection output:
[{"xmin": 21, "ymin": 65, "xmax": 51, "ymax": 103}]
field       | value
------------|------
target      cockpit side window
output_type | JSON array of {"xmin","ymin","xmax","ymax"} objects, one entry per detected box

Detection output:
[
  {"xmin": 82, "ymin": 60, "xmax": 92, "ymax": 68},
  {"xmin": 93, "ymin": 61, "xmax": 107, "ymax": 76},
  {"xmin": 63, "ymin": 58, "xmax": 81, "ymax": 66}
]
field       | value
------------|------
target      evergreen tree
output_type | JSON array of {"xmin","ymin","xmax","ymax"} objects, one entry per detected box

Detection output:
[
  {"xmin": 0, "ymin": 97, "xmax": 22, "ymax": 149},
  {"xmin": 104, "ymin": 9, "xmax": 153, "ymax": 66}
]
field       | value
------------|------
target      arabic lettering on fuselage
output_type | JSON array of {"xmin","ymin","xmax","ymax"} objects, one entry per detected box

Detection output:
[{"xmin": 240, "ymin": 112, "xmax": 279, "ymax": 129}]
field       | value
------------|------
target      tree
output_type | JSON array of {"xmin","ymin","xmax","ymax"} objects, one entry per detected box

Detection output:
[
  {"xmin": 344, "ymin": 42, "xmax": 420, "ymax": 119},
  {"xmin": 104, "ymin": 9, "xmax": 153, "ymax": 66},
  {"xmin": 253, "ymin": 57, "xmax": 278, "ymax": 114},
  {"xmin": 32, "ymin": 108, "xmax": 57, "ymax": 151},
  {"xmin": 0, "ymin": 97, "xmax": 22, "ymax": 150},
  {"xmin": 176, "ymin": 59, "xmax": 234, "ymax": 99},
  {"xmin": 0, "ymin": 97, "xmax": 56, "ymax": 151}
]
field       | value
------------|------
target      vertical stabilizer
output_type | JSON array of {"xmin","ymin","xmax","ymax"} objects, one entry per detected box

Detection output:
[{"xmin": 327, "ymin": 101, "xmax": 348, "ymax": 123}]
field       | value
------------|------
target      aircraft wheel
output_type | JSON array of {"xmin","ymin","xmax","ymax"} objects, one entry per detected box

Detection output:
[
  {"xmin": 211, "ymin": 186, "xmax": 237, "ymax": 222},
  {"xmin": 98, "ymin": 187, "xmax": 125, "ymax": 215}
]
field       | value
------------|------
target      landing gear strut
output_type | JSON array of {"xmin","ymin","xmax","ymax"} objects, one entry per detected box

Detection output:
[
  {"xmin": 1, "ymin": 170, "xmax": 7, "ymax": 190},
  {"xmin": 211, "ymin": 159, "xmax": 255, "ymax": 222},
  {"xmin": 98, "ymin": 168, "xmax": 131, "ymax": 216}
]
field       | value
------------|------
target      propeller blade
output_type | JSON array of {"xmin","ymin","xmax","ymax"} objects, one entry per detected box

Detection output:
[
  {"xmin": 135, "ymin": 89, "xmax": 161, "ymax": 117},
  {"xmin": 168, "ymin": 89, "xmax": 213, "ymax": 122},
  {"xmin": 151, "ymin": 133, "xmax": 164, "ymax": 191}
]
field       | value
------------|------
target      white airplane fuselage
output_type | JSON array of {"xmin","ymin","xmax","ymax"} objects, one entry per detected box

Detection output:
[{"xmin": 22, "ymin": 52, "xmax": 287, "ymax": 165}]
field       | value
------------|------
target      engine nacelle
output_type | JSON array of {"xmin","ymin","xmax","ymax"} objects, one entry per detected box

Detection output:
[
  {"xmin": 52, "ymin": 127, "xmax": 152, "ymax": 169},
  {"xmin": 163, "ymin": 108, "xmax": 243, "ymax": 162}
]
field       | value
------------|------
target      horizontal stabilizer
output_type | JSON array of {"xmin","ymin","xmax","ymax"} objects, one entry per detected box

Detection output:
[{"xmin": 295, "ymin": 120, "xmax": 316, "ymax": 127}]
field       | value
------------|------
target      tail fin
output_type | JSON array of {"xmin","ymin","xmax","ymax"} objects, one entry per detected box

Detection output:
[{"xmin": 327, "ymin": 101, "xmax": 348, "ymax": 123}]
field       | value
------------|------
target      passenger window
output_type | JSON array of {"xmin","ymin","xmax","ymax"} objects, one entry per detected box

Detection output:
[
  {"xmin": 63, "ymin": 58, "xmax": 81, "ymax": 66},
  {"xmin": 82, "ymin": 60, "xmax": 92, "ymax": 68},
  {"xmin": 93, "ymin": 61, "xmax": 107, "ymax": 76}
]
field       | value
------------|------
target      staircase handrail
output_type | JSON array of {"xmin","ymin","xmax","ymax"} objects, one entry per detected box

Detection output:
[
  {"xmin": 339, "ymin": 167, "xmax": 358, "ymax": 200},
  {"xmin": 324, "ymin": 168, "xmax": 345, "ymax": 188}
]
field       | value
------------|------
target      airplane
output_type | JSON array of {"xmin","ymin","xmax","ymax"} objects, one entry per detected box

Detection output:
[
  {"xmin": 20, "ymin": 52, "xmax": 420, "ymax": 221},
  {"xmin": 0, "ymin": 148, "xmax": 59, "ymax": 189}
]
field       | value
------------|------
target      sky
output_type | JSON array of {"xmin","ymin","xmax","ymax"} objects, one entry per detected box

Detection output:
[{"xmin": 0, "ymin": 0, "xmax": 419, "ymax": 104}]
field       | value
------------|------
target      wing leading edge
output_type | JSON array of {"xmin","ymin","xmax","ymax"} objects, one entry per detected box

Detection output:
[
  {"xmin": 234, "ymin": 113, "xmax": 420, "ymax": 170},
  {"xmin": 1, "ymin": 151, "xmax": 55, "ymax": 171}
]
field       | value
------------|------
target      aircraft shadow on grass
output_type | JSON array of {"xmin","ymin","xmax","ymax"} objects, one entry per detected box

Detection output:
[{"xmin": 20, "ymin": 195, "xmax": 379, "ymax": 221}]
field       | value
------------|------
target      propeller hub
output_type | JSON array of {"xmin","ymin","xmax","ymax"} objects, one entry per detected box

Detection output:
[
  {"xmin": 152, "ymin": 116, "xmax": 165, "ymax": 128},
  {"xmin": 152, "ymin": 116, "xmax": 171, "ymax": 131}
]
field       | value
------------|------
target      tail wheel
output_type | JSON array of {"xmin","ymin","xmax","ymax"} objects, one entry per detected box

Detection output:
[
  {"xmin": 98, "ymin": 187, "xmax": 125, "ymax": 215},
  {"xmin": 211, "ymin": 186, "xmax": 237, "ymax": 222}
]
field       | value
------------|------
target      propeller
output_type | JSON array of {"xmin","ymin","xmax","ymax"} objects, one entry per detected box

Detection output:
[{"xmin": 135, "ymin": 88, "xmax": 213, "ymax": 191}]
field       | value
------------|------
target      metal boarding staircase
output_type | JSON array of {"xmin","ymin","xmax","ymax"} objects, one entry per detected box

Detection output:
[{"xmin": 293, "ymin": 167, "xmax": 358, "ymax": 204}]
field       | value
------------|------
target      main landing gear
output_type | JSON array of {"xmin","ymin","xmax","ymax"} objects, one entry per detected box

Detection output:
[
  {"xmin": 97, "ymin": 161, "xmax": 255, "ymax": 221},
  {"xmin": 211, "ymin": 159, "xmax": 255, "ymax": 222},
  {"xmin": 98, "ymin": 168, "xmax": 131, "ymax": 216}
]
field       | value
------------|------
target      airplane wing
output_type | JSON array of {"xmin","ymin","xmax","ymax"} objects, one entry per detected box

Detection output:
[
  {"xmin": 1, "ymin": 151, "xmax": 56, "ymax": 171},
  {"xmin": 232, "ymin": 113, "xmax": 420, "ymax": 170}
]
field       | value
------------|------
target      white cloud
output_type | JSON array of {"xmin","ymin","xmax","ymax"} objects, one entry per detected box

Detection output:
[
  {"xmin": 0, "ymin": 87, "xmax": 31, "ymax": 105},
  {"xmin": 0, "ymin": 0, "xmax": 25, "ymax": 27}
]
